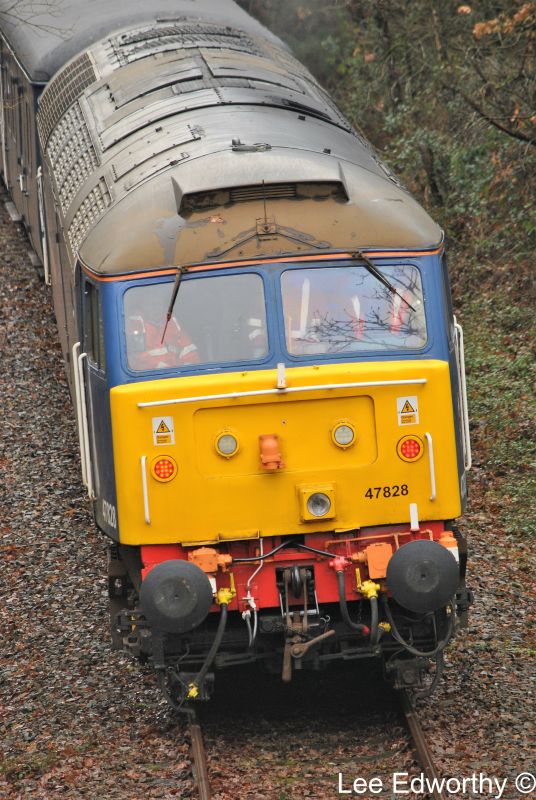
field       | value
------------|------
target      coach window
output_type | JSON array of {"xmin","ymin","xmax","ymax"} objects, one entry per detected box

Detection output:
[
  {"xmin": 16, "ymin": 84, "xmax": 24, "ymax": 164},
  {"xmin": 6, "ymin": 75, "xmax": 15, "ymax": 139},
  {"xmin": 84, "ymin": 282, "xmax": 106, "ymax": 371},
  {"xmin": 0, "ymin": 64, "xmax": 7, "ymax": 129}
]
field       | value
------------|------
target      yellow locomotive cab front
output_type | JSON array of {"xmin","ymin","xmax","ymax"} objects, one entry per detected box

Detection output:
[
  {"xmin": 6, "ymin": 0, "xmax": 474, "ymax": 706},
  {"xmin": 111, "ymin": 359, "xmax": 461, "ymax": 546}
]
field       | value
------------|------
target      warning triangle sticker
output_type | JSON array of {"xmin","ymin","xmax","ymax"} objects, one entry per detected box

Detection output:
[
  {"xmin": 401, "ymin": 400, "xmax": 415, "ymax": 414},
  {"xmin": 156, "ymin": 420, "xmax": 170, "ymax": 434}
]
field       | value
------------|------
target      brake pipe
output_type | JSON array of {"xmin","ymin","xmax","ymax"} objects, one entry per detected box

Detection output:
[
  {"xmin": 413, "ymin": 651, "xmax": 445, "ymax": 700},
  {"xmin": 334, "ymin": 565, "xmax": 368, "ymax": 635},
  {"xmin": 355, "ymin": 569, "xmax": 382, "ymax": 645},
  {"xmin": 370, "ymin": 595, "xmax": 380, "ymax": 645},
  {"xmin": 187, "ymin": 603, "xmax": 229, "ymax": 700},
  {"xmin": 381, "ymin": 595, "xmax": 455, "ymax": 658}
]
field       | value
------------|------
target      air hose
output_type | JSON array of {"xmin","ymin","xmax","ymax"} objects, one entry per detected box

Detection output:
[
  {"xmin": 187, "ymin": 603, "xmax": 229, "ymax": 699},
  {"xmin": 234, "ymin": 540, "xmax": 335, "ymax": 563},
  {"xmin": 412, "ymin": 651, "xmax": 445, "ymax": 700},
  {"xmin": 381, "ymin": 595, "xmax": 455, "ymax": 658},
  {"xmin": 370, "ymin": 595, "xmax": 380, "ymax": 645},
  {"xmin": 337, "ymin": 570, "xmax": 368, "ymax": 634}
]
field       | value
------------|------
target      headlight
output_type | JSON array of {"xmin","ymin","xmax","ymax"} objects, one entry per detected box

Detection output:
[
  {"xmin": 306, "ymin": 492, "xmax": 331, "ymax": 517},
  {"xmin": 332, "ymin": 422, "xmax": 355, "ymax": 448},
  {"xmin": 215, "ymin": 432, "xmax": 239, "ymax": 458}
]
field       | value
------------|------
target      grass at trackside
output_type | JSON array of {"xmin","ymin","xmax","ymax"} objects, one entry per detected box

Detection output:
[{"xmin": 459, "ymin": 286, "xmax": 535, "ymax": 538}]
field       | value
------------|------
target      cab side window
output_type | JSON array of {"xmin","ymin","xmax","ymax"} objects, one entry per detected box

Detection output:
[{"xmin": 84, "ymin": 281, "xmax": 106, "ymax": 370}]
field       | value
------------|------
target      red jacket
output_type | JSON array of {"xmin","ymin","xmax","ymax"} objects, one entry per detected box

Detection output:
[{"xmin": 127, "ymin": 316, "xmax": 199, "ymax": 370}]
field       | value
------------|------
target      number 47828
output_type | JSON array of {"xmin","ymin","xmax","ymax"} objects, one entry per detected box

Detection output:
[{"xmin": 365, "ymin": 485, "xmax": 408, "ymax": 499}]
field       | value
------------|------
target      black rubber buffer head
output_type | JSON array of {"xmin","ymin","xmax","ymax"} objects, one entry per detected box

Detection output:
[
  {"xmin": 140, "ymin": 560, "xmax": 214, "ymax": 634},
  {"xmin": 386, "ymin": 540, "xmax": 459, "ymax": 614}
]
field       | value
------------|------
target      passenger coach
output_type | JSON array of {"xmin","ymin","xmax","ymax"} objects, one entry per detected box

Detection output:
[{"xmin": 0, "ymin": 0, "xmax": 472, "ymax": 703}]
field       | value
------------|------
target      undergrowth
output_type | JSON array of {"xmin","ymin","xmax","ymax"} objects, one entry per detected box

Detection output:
[{"xmin": 239, "ymin": 0, "xmax": 536, "ymax": 538}]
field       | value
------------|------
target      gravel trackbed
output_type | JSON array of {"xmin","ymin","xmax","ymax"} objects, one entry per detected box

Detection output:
[{"xmin": 0, "ymin": 195, "xmax": 534, "ymax": 799}]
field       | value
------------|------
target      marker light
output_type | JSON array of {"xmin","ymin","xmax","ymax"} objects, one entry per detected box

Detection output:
[
  {"xmin": 307, "ymin": 492, "xmax": 332, "ymax": 517},
  {"xmin": 332, "ymin": 422, "xmax": 356, "ymax": 448},
  {"xmin": 152, "ymin": 455, "xmax": 178, "ymax": 482},
  {"xmin": 215, "ymin": 432, "xmax": 239, "ymax": 458},
  {"xmin": 397, "ymin": 435, "xmax": 424, "ymax": 462}
]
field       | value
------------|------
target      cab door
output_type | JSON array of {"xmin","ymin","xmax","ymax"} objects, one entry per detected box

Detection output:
[
  {"xmin": 441, "ymin": 255, "xmax": 471, "ymax": 504},
  {"xmin": 80, "ymin": 279, "xmax": 119, "ymax": 539}
]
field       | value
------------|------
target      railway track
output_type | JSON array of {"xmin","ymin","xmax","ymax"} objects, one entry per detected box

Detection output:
[
  {"xmin": 184, "ymin": 688, "xmax": 446, "ymax": 800},
  {"xmin": 399, "ymin": 690, "xmax": 446, "ymax": 800},
  {"xmin": 1, "ymin": 195, "xmax": 447, "ymax": 800},
  {"xmin": 182, "ymin": 708, "xmax": 212, "ymax": 800}
]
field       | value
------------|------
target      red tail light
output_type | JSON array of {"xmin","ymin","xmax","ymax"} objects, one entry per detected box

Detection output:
[
  {"xmin": 397, "ymin": 435, "xmax": 424, "ymax": 462},
  {"xmin": 151, "ymin": 456, "xmax": 178, "ymax": 482}
]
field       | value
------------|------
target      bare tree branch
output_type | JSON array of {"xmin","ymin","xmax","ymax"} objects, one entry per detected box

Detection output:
[
  {"xmin": 441, "ymin": 80, "xmax": 536, "ymax": 147},
  {"xmin": 0, "ymin": 1, "xmax": 69, "ymax": 38}
]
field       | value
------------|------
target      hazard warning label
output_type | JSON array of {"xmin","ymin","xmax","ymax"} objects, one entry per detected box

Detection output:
[
  {"xmin": 397, "ymin": 396, "xmax": 419, "ymax": 426},
  {"xmin": 152, "ymin": 416, "xmax": 175, "ymax": 445}
]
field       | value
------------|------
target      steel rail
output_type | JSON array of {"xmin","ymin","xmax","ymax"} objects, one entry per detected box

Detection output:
[
  {"xmin": 178, "ymin": 688, "xmax": 442, "ymax": 800},
  {"xmin": 399, "ymin": 689, "xmax": 447, "ymax": 800},
  {"xmin": 184, "ymin": 708, "xmax": 212, "ymax": 800}
]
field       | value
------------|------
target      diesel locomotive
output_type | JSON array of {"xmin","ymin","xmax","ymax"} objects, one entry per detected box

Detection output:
[{"xmin": 1, "ymin": 0, "xmax": 472, "ymax": 703}]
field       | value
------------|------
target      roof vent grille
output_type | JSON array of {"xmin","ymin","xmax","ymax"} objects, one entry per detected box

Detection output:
[
  {"xmin": 180, "ymin": 181, "xmax": 347, "ymax": 216},
  {"xmin": 37, "ymin": 53, "xmax": 96, "ymax": 147},
  {"xmin": 110, "ymin": 24, "xmax": 257, "ymax": 66},
  {"xmin": 230, "ymin": 184, "xmax": 296, "ymax": 203}
]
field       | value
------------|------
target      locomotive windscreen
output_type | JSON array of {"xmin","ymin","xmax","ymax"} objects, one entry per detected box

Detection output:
[
  {"xmin": 123, "ymin": 273, "xmax": 268, "ymax": 370},
  {"xmin": 281, "ymin": 264, "xmax": 427, "ymax": 355},
  {"xmin": 122, "ymin": 262, "xmax": 427, "ymax": 373}
]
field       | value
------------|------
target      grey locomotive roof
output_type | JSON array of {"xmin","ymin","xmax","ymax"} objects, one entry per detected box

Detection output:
[
  {"xmin": 0, "ymin": 0, "xmax": 284, "ymax": 82},
  {"xmin": 37, "ymin": 10, "xmax": 442, "ymax": 272}
]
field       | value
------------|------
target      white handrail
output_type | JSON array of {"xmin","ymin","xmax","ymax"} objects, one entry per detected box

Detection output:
[
  {"xmin": 137, "ymin": 378, "xmax": 427, "ymax": 409},
  {"xmin": 140, "ymin": 456, "xmax": 150, "ymax": 524},
  {"xmin": 72, "ymin": 343, "xmax": 87, "ymax": 488},
  {"xmin": 409, "ymin": 502, "xmax": 420, "ymax": 531},
  {"xmin": 424, "ymin": 432, "xmax": 436, "ymax": 501},
  {"xmin": 277, "ymin": 362, "xmax": 286, "ymax": 389},
  {"xmin": 36, "ymin": 167, "xmax": 50, "ymax": 286},
  {"xmin": 453, "ymin": 318, "xmax": 472, "ymax": 471},
  {"xmin": 77, "ymin": 350, "xmax": 95, "ymax": 499},
  {"xmin": 0, "ymin": 70, "xmax": 7, "ymax": 186}
]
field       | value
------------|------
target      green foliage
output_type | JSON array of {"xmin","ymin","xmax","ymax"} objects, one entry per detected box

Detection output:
[
  {"xmin": 464, "ymin": 297, "xmax": 535, "ymax": 537},
  {"xmin": 239, "ymin": 1, "xmax": 535, "ymax": 256},
  {"xmin": 239, "ymin": 0, "xmax": 535, "ymax": 536}
]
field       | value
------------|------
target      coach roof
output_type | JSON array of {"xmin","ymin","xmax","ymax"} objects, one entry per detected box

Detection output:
[{"xmin": 0, "ymin": 0, "xmax": 283, "ymax": 82}]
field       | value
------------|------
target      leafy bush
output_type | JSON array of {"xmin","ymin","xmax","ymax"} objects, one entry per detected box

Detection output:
[{"xmin": 240, "ymin": 0, "xmax": 536, "ymax": 537}]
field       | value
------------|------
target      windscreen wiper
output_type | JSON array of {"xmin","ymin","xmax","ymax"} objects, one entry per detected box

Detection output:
[
  {"xmin": 351, "ymin": 250, "xmax": 416, "ymax": 312},
  {"xmin": 160, "ymin": 266, "xmax": 188, "ymax": 344}
]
